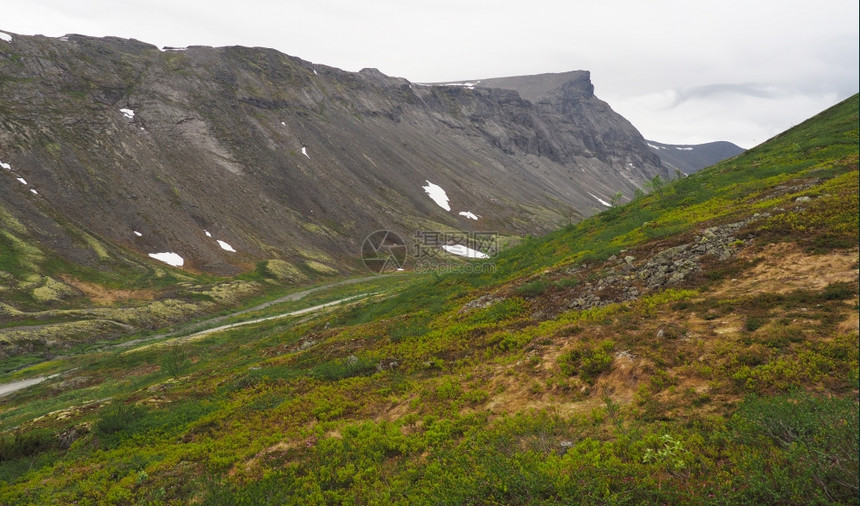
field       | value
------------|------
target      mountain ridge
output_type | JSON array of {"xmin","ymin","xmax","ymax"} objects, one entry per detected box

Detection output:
[
  {"xmin": 0, "ymin": 31, "xmax": 669, "ymax": 279},
  {"xmin": 646, "ymin": 139, "xmax": 745, "ymax": 174}
]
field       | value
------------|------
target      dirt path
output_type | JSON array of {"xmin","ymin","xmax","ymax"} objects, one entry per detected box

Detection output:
[
  {"xmin": 113, "ymin": 274, "xmax": 394, "ymax": 349},
  {"xmin": 0, "ymin": 374, "xmax": 61, "ymax": 399},
  {"xmin": 177, "ymin": 274, "xmax": 394, "ymax": 334},
  {"xmin": 126, "ymin": 293, "xmax": 372, "ymax": 352}
]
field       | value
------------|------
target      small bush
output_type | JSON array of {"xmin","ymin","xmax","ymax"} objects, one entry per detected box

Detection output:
[
  {"xmin": 821, "ymin": 281, "xmax": 856, "ymax": 301},
  {"xmin": 729, "ymin": 391, "xmax": 859, "ymax": 503},
  {"xmin": 311, "ymin": 355, "xmax": 377, "ymax": 381},
  {"xmin": 745, "ymin": 316, "xmax": 767, "ymax": 332},
  {"xmin": 558, "ymin": 340, "xmax": 615, "ymax": 383},
  {"xmin": 160, "ymin": 344, "xmax": 189, "ymax": 377},
  {"xmin": 465, "ymin": 297, "xmax": 528, "ymax": 325},
  {"xmin": 515, "ymin": 279, "xmax": 551, "ymax": 297},
  {"xmin": 389, "ymin": 315, "xmax": 430, "ymax": 342},
  {"xmin": 0, "ymin": 428, "xmax": 57, "ymax": 462},
  {"xmin": 97, "ymin": 404, "xmax": 142, "ymax": 435}
]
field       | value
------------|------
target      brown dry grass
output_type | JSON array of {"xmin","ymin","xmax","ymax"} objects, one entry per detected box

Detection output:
[
  {"xmin": 713, "ymin": 243, "xmax": 858, "ymax": 297},
  {"xmin": 61, "ymin": 276, "xmax": 156, "ymax": 305}
]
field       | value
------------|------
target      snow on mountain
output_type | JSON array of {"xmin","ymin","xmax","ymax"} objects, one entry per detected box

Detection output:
[
  {"xmin": 588, "ymin": 192, "xmax": 612, "ymax": 207},
  {"xmin": 422, "ymin": 181, "xmax": 451, "ymax": 211},
  {"xmin": 148, "ymin": 252, "xmax": 184, "ymax": 267},
  {"xmin": 217, "ymin": 240, "xmax": 237, "ymax": 252},
  {"xmin": 442, "ymin": 244, "xmax": 489, "ymax": 259}
]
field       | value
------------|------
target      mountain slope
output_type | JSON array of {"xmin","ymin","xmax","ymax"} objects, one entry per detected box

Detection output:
[
  {"xmin": 646, "ymin": 139, "xmax": 745, "ymax": 174},
  {"xmin": 0, "ymin": 96, "xmax": 856, "ymax": 503},
  {"xmin": 0, "ymin": 32, "xmax": 669, "ymax": 280}
]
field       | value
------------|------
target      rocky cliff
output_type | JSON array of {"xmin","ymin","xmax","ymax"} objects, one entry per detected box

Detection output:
[{"xmin": 0, "ymin": 31, "xmax": 670, "ymax": 276}]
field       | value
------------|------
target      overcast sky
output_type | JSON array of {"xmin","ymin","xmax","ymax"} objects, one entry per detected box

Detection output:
[{"xmin": 2, "ymin": 0, "xmax": 858, "ymax": 148}]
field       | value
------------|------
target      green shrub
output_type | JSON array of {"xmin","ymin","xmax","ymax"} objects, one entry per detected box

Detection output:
[
  {"xmin": 558, "ymin": 340, "xmax": 615, "ymax": 383},
  {"xmin": 465, "ymin": 297, "xmax": 528, "ymax": 325},
  {"xmin": 160, "ymin": 344, "xmax": 189, "ymax": 377},
  {"xmin": 821, "ymin": 281, "xmax": 856, "ymax": 301},
  {"xmin": 92, "ymin": 402, "xmax": 149, "ymax": 449},
  {"xmin": 515, "ymin": 278, "xmax": 551, "ymax": 297},
  {"xmin": 0, "ymin": 428, "xmax": 57, "ymax": 462},
  {"xmin": 642, "ymin": 434, "xmax": 691, "ymax": 475},
  {"xmin": 728, "ymin": 391, "xmax": 859, "ymax": 503},
  {"xmin": 389, "ymin": 314, "xmax": 430, "ymax": 342},
  {"xmin": 745, "ymin": 316, "xmax": 767, "ymax": 332},
  {"xmin": 311, "ymin": 355, "xmax": 377, "ymax": 381}
]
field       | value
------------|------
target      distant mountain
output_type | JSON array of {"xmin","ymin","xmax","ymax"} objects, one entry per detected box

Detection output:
[
  {"xmin": 645, "ymin": 140, "xmax": 745, "ymax": 174},
  {"xmin": 0, "ymin": 32, "xmax": 670, "ymax": 279}
]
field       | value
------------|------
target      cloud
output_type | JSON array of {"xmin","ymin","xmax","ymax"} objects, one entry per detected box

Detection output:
[
  {"xmin": 609, "ymin": 86, "xmax": 847, "ymax": 148},
  {"xmin": 0, "ymin": 0, "xmax": 857, "ymax": 148},
  {"xmin": 666, "ymin": 84, "xmax": 782, "ymax": 109}
]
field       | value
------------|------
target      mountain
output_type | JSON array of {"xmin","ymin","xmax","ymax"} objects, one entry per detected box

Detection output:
[
  {"xmin": 645, "ymin": 139, "xmax": 745, "ymax": 174},
  {"xmin": 1, "ymin": 95, "xmax": 855, "ymax": 503},
  {"xmin": 0, "ymin": 32, "xmax": 669, "ymax": 280}
]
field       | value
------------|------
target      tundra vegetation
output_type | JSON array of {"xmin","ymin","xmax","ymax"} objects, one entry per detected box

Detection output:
[{"xmin": 0, "ymin": 96, "xmax": 857, "ymax": 504}]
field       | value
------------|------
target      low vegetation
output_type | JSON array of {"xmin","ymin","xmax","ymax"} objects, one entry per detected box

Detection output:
[{"xmin": 0, "ymin": 96, "xmax": 857, "ymax": 504}]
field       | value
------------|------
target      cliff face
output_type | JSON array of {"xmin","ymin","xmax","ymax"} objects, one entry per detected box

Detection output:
[{"xmin": 0, "ymin": 32, "xmax": 670, "ymax": 275}]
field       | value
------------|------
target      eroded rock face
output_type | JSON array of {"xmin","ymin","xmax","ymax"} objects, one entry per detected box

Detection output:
[{"xmin": 0, "ymin": 33, "xmax": 670, "ymax": 275}]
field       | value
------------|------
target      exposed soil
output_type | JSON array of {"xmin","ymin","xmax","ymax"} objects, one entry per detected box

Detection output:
[
  {"xmin": 61, "ymin": 276, "xmax": 156, "ymax": 305},
  {"xmin": 478, "ymin": 242, "xmax": 859, "ymax": 420},
  {"xmin": 714, "ymin": 243, "xmax": 859, "ymax": 297}
]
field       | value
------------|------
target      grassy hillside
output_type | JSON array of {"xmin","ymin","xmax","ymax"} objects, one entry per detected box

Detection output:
[{"xmin": 0, "ymin": 95, "xmax": 857, "ymax": 504}]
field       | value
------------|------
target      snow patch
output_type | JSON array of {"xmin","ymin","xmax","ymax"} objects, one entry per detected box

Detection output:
[
  {"xmin": 458, "ymin": 211, "xmax": 479, "ymax": 220},
  {"xmin": 0, "ymin": 32, "xmax": 11, "ymax": 43},
  {"xmin": 442, "ymin": 244, "xmax": 489, "ymax": 259},
  {"xmin": 134, "ymin": 231, "xmax": 143, "ymax": 237},
  {"xmin": 588, "ymin": 192, "xmax": 612, "ymax": 207},
  {"xmin": 30, "ymin": 188, "xmax": 38, "ymax": 195},
  {"xmin": 204, "ymin": 230, "xmax": 212, "ymax": 238},
  {"xmin": 675, "ymin": 147, "xmax": 694, "ymax": 151},
  {"xmin": 281, "ymin": 121, "xmax": 286, "ymax": 126},
  {"xmin": 120, "ymin": 108, "xmax": 134, "ymax": 119},
  {"xmin": 301, "ymin": 146, "xmax": 310, "ymax": 159},
  {"xmin": 438, "ymin": 81, "xmax": 480, "ymax": 90},
  {"xmin": 16, "ymin": 177, "xmax": 27, "ymax": 185},
  {"xmin": 217, "ymin": 240, "xmax": 236, "ymax": 252},
  {"xmin": 646, "ymin": 143, "xmax": 663, "ymax": 150},
  {"xmin": 148, "ymin": 252, "xmax": 184, "ymax": 267},
  {"xmin": 1, "ymin": 161, "xmax": 10, "ymax": 170},
  {"xmin": 422, "ymin": 180, "xmax": 450, "ymax": 211}
]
